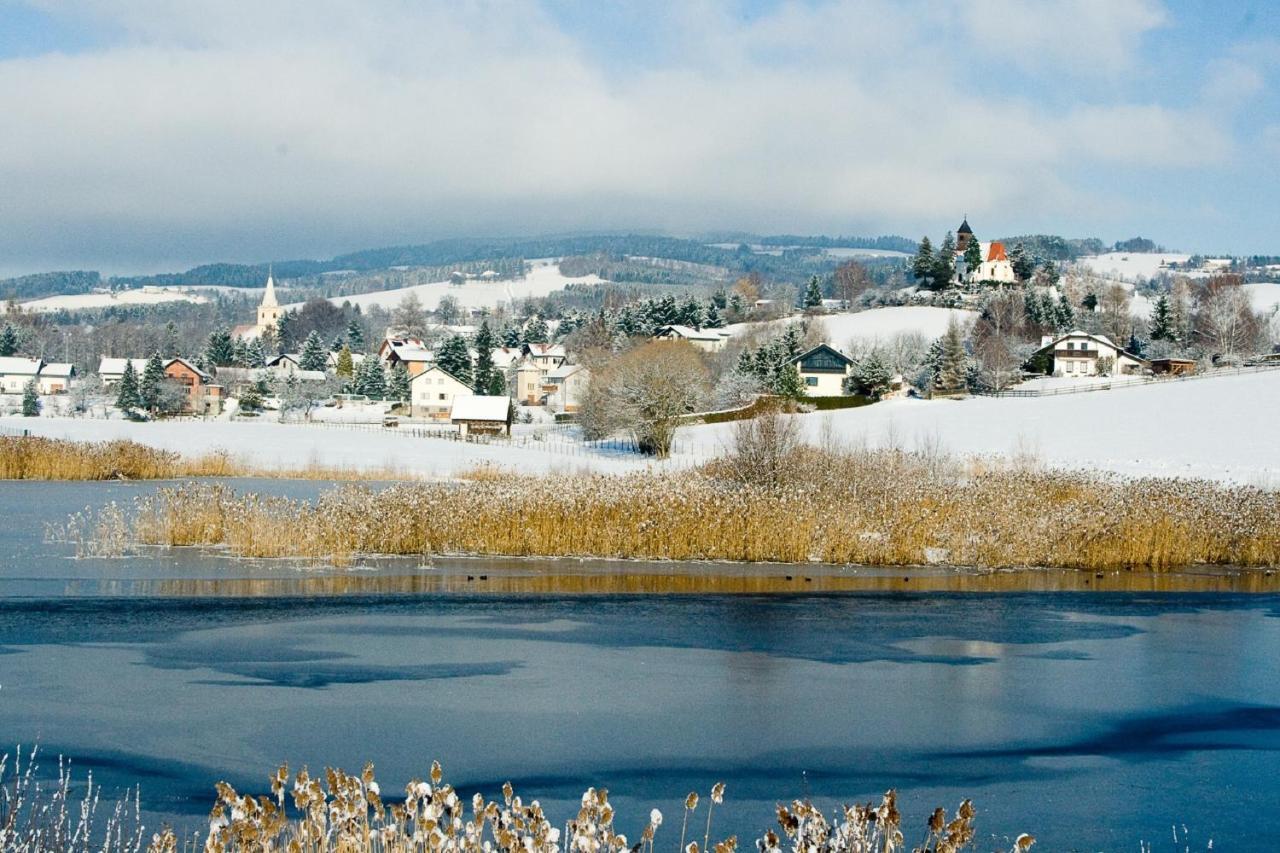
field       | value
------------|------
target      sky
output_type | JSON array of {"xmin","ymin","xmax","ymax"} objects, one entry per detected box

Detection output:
[{"xmin": 0, "ymin": 0, "xmax": 1278, "ymax": 276}]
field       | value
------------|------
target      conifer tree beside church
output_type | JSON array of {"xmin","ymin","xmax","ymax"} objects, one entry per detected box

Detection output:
[
  {"xmin": 299, "ymin": 331, "xmax": 327, "ymax": 372},
  {"xmin": 912, "ymin": 236, "xmax": 934, "ymax": 284},
  {"xmin": 963, "ymin": 235, "xmax": 983, "ymax": 280}
]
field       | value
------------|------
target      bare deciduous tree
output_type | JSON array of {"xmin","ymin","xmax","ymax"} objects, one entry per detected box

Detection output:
[{"xmin": 580, "ymin": 341, "xmax": 709, "ymax": 457}]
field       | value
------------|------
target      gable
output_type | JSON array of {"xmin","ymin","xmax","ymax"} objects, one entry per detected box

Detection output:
[{"xmin": 793, "ymin": 344, "xmax": 853, "ymax": 373}]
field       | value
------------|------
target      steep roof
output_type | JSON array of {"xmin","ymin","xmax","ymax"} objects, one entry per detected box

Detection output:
[
  {"xmin": 260, "ymin": 268, "xmax": 278, "ymax": 308},
  {"xmin": 450, "ymin": 395, "xmax": 511, "ymax": 423},
  {"xmin": 788, "ymin": 343, "xmax": 855, "ymax": 367},
  {"xmin": 409, "ymin": 363, "xmax": 473, "ymax": 389},
  {"xmin": 957, "ymin": 218, "xmax": 973, "ymax": 235},
  {"xmin": 0, "ymin": 356, "xmax": 42, "ymax": 376},
  {"xmin": 986, "ymin": 241, "xmax": 1008, "ymax": 262},
  {"xmin": 98, "ymin": 357, "xmax": 151, "ymax": 376}
]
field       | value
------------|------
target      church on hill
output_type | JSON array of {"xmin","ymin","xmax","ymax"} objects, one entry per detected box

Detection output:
[
  {"xmin": 953, "ymin": 218, "xmax": 1016, "ymax": 285},
  {"xmin": 232, "ymin": 270, "xmax": 283, "ymax": 340}
]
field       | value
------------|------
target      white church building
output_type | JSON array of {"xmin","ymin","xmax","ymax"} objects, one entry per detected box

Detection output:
[{"xmin": 232, "ymin": 270, "xmax": 283, "ymax": 340}]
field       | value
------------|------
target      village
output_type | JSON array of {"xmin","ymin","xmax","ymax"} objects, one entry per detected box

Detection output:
[{"xmin": 2, "ymin": 220, "xmax": 1278, "ymax": 483}]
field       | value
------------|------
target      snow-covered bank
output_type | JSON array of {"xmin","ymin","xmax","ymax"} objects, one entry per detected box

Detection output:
[
  {"xmin": 15, "ymin": 288, "xmax": 210, "ymax": 313},
  {"xmin": 728, "ymin": 306, "xmax": 977, "ymax": 347},
  {"xmin": 679, "ymin": 370, "xmax": 1280, "ymax": 485}
]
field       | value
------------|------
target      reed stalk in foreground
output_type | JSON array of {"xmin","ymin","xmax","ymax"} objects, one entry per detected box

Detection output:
[{"xmin": 79, "ymin": 444, "xmax": 1280, "ymax": 572}]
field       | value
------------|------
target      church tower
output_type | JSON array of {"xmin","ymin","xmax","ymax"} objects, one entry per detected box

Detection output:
[
  {"xmin": 256, "ymin": 267, "xmax": 281, "ymax": 332},
  {"xmin": 956, "ymin": 217, "xmax": 974, "ymax": 253}
]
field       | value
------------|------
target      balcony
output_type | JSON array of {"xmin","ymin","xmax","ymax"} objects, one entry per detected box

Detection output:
[{"xmin": 1054, "ymin": 349, "xmax": 1099, "ymax": 359}]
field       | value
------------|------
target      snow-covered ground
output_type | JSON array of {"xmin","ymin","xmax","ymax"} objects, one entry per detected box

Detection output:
[
  {"xmin": 1077, "ymin": 252, "xmax": 1192, "ymax": 281},
  {"xmin": 14, "ymin": 288, "xmax": 210, "ymax": 314},
  {"xmin": 1245, "ymin": 282, "xmax": 1280, "ymax": 315},
  {"xmin": 9, "ymin": 369, "xmax": 1277, "ymax": 484},
  {"xmin": 727, "ymin": 306, "xmax": 977, "ymax": 349},
  {"xmin": 287, "ymin": 259, "xmax": 605, "ymax": 313},
  {"xmin": 678, "ymin": 370, "xmax": 1280, "ymax": 485}
]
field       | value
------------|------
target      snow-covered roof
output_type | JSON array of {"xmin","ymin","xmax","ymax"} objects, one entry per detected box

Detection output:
[
  {"xmin": 98, "ymin": 357, "xmax": 151, "ymax": 376},
  {"xmin": 409, "ymin": 364, "xmax": 472, "ymax": 388},
  {"xmin": 166, "ymin": 356, "xmax": 212, "ymax": 380},
  {"xmin": 490, "ymin": 347, "xmax": 523, "ymax": 368},
  {"xmin": 40, "ymin": 363, "xmax": 75, "ymax": 378},
  {"xmin": 654, "ymin": 324, "xmax": 726, "ymax": 342},
  {"xmin": 0, "ymin": 356, "xmax": 42, "ymax": 376},
  {"xmin": 545, "ymin": 363, "xmax": 587, "ymax": 381},
  {"xmin": 523, "ymin": 343, "xmax": 566, "ymax": 358},
  {"xmin": 450, "ymin": 395, "xmax": 510, "ymax": 422}
]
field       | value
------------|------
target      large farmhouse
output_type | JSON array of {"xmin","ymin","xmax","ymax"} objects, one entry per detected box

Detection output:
[
  {"xmin": 409, "ymin": 364, "xmax": 473, "ymax": 420},
  {"xmin": 1032, "ymin": 331, "xmax": 1149, "ymax": 377}
]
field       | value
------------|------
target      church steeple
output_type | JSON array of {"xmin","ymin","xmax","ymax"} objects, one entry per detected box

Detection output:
[
  {"xmin": 257, "ymin": 265, "xmax": 281, "ymax": 330},
  {"xmin": 261, "ymin": 265, "xmax": 278, "ymax": 309}
]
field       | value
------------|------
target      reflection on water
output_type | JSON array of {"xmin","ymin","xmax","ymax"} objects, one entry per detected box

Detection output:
[{"xmin": 2, "ymin": 480, "xmax": 1279, "ymax": 849}]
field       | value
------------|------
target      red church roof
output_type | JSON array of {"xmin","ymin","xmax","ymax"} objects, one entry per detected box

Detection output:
[{"xmin": 986, "ymin": 241, "xmax": 1008, "ymax": 262}]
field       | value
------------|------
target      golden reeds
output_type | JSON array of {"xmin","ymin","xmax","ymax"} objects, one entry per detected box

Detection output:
[{"xmin": 86, "ymin": 445, "xmax": 1280, "ymax": 571}]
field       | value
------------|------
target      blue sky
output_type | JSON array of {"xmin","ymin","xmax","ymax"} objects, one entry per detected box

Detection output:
[{"xmin": 0, "ymin": 0, "xmax": 1277, "ymax": 275}]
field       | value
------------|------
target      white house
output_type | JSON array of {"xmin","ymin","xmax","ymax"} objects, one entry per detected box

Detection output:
[
  {"xmin": 450, "ymin": 395, "xmax": 512, "ymax": 436},
  {"xmin": 0, "ymin": 357, "xmax": 43, "ymax": 394},
  {"xmin": 1032, "ymin": 330, "xmax": 1149, "ymax": 377},
  {"xmin": 409, "ymin": 364, "xmax": 473, "ymax": 421},
  {"xmin": 652, "ymin": 325, "xmax": 730, "ymax": 353},
  {"xmin": 543, "ymin": 364, "xmax": 590, "ymax": 414},
  {"xmin": 522, "ymin": 343, "xmax": 567, "ymax": 370},
  {"xmin": 515, "ymin": 360, "xmax": 543, "ymax": 405},
  {"xmin": 97, "ymin": 357, "xmax": 152, "ymax": 385},
  {"xmin": 788, "ymin": 344, "xmax": 855, "ymax": 396},
  {"xmin": 35, "ymin": 362, "xmax": 76, "ymax": 394}
]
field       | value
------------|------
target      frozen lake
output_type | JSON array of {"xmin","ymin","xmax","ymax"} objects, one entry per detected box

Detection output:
[{"xmin": 2, "ymin": 480, "xmax": 1278, "ymax": 848}]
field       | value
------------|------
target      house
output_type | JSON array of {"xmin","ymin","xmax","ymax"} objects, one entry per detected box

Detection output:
[
  {"xmin": 232, "ymin": 270, "xmax": 283, "ymax": 340},
  {"xmin": 265, "ymin": 353, "xmax": 303, "ymax": 372},
  {"xmin": 326, "ymin": 350, "xmax": 366, "ymax": 370},
  {"xmin": 36, "ymin": 363, "xmax": 76, "ymax": 394},
  {"xmin": 788, "ymin": 344, "xmax": 855, "ymax": 396},
  {"xmin": 165, "ymin": 357, "xmax": 223, "ymax": 415},
  {"xmin": 489, "ymin": 347, "xmax": 524, "ymax": 371},
  {"xmin": 98, "ymin": 357, "xmax": 152, "ymax": 385},
  {"xmin": 1031, "ymin": 331, "xmax": 1149, "ymax": 377},
  {"xmin": 652, "ymin": 325, "xmax": 730, "ymax": 353},
  {"xmin": 543, "ymin": 364, "xmax": 590, "ymax": 414},
  {"xmin": 522, "ymin": 343, "xmax": 567, "ymax": 370},
  {"xmin": 450, "ymin": 395, "xmax": 512, "ymax": 436},
  {"xmin": 515, "ymin": 360, "xmax": 544, "ymax": 405},
  {"xmin": 1150, "ymin": 357, "xmax": 1196, "ymax": 376},
  {"xmin": 408, "ymin": 364, "xmax": 473, "ymax": 421},
  {"xmin": 0, "ymin": 357, "xmax": 44, "ymax": 394},
  {"xmin": 378, "ymin": 337, "xmax": 435, "ymax": 376}
]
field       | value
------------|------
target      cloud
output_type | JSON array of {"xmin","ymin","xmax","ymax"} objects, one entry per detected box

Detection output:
[{"xmin": 0, "ymin": 0, "xmax": 1253, "ymax": 272}]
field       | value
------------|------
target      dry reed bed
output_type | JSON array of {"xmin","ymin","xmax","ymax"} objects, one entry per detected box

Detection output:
[
  {"xmin": 0, "ymin": 436, "xmax": 412, "ymax": 482},
  {"xmin": 100, "ymin": 448, "xmax": 1280, "ymax": 571}
]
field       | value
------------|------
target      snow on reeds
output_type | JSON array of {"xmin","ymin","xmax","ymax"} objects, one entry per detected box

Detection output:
[
  {"xmin": 0, "ymin": 746, "xmax": 146, "ymax": 852},
  {"xmin": 0, "ymin": 436, "xmax": 410, "ymax": 482},
  {"xmin": 171, "ymin": 760, "xmax": 1029, "ymax": 853},
  {"xmin": 87, "ymin": 445, "xmax": 1280, "ymax": 571}
]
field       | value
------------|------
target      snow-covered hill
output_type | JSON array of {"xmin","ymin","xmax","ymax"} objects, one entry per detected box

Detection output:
[
  {"xmin": 287, "ymin": 259, "xmax": 605, "ymax": 313},
  {"xmin": 728, "ymin": 306, "xmax": 977, "ymax": 350}
]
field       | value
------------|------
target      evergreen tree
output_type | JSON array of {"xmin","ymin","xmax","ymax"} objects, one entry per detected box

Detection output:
[
  {"xmin": 299, "ymin": 330, "xmax": 327, "ymax": 372},
  {"xmin": 1008, "ymin": 243, "xmax": 1035, "ymax": 282},
  {"xmin": 1056, "ymin": 292, "xmax": 1077, "ymax": 331},
  {"xmin": 679, "ymin": 295, "xmax": 704, "ymax": 327},
  {"xmin": 929, "ymin": 232, "xmax": 956, "ymax": 291},
  {"xmin": 1127, "ymin": 332, "xmax": 1145, "ymax": 357},
  {"xmin": 936, "ymin": 319, "xmax": 968, "ymax": 394},
  {"xmin": 345, "ymin": 319, "xmax": 365, "ymax": 353},
  {"xmin": 437, "ymin": 334, "xmax": 473, "ymax": 384},
  {"xmin": 162, "ymin": 322, "xmax": 181, "ymax": 358},
  {"xmin": 388, "ymin": 363, "xmax": 411, "ymax": 402},
  {"xmin": 355, "ymin": 358, "xmax": 386, "ymax": 399},
  {"xmin": 275, "ymin": 312, "xmax": 295, "ymax": 351},
  {"xmin": 704, "ymin": 302, "xmax": 725, "ymax": 328},
  {"xmin": 0, "ymin": 323, "xmax": 18, "ymax": 357},
  {"xmin": 803, "ymin": 275, "xmax": 824, "ymax": 308},
  {"xmin": 335, "ymin": 346, "xmax": 355, "ymax": 378},
  {"xmin": 911, "ymin": 236, "xmax": 934, "ymax": 284},
  {"xmin": 1150, "ymin": 293, "xmax": 1174, "ymax": 341},
  {"xmin": 1081, "ymin": 292, "xmax": 1098, "ymax": 312},
  {"xmin": 204, "ymin": 328, "xmax": 235, "ymax": 367},
  {"xmin": 116, "ymin": 361, "xmax": 142, "ymax": 412},
  {"xmin": 244, "ymin": 337, "xmax": 266, "ymax": 368},
  {"xmin": 259, "ymin": 326, "xmax": 279, "ymax": 357},
  {"xmin": 854, "ymin": 350, "xmax": 893, "ymax": 400},
  {"xmin": 501, "ymin": 324, "xmax": 522, "ymax": 347},
  {"xmin": 140, "ymin": 352, "xmax": 166, "ymax": 413},
  {"xmin": 1039, "ymin": 260, "xmax": 1060, "ymax": 287},
  {"xmin": 771, "ymin": 362, "xmax": 807, "ymax": 400},
  {"xmin": 523, "ymin": 316, "xmax": 550, "ymax": 344},
  {"xmin": 711, "ymin": 290, "xmax": 728, "ymax": 309},
  {"xmin": 963, "ymin": 236, "xmax": 983, "ymax": 281},
  {"xmin": 472, "ymin": 321, "xmax": 499, "ymax": 394},
  {"xmin": 21, "ymin": 379, "xmax": 39, "ymax": 417}
]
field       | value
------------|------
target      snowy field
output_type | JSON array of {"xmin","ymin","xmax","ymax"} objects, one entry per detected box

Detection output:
[
  {"xmin": 9, "ymin": 369, "xmax": 1278, "ymax": 485},
  {"xmin": 1246, "ymin": 282, "xmax": 1280, "ymax": 314},
  {"xmin": 286, "ymin": 259, "xmax": 605, "ymax": 313},
  {"xmin": 14, "ymin": 288, "xmax": 209, "ymax": 314},
  {"xmin": 678, "ymin": 369, "xmax": 1280, "ymax": 485},
  {"xmin": 728, "ymin": 306, "xmax": 977, "ymax": 349},
  {"xmin": 1077, "ymin": 252, "xmax": 1193, "ymax": 281}
]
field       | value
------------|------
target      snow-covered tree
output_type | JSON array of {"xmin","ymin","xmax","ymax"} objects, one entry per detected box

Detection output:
[
  {"xmin": 387, "ymin": 363, "xmax": 411, "ymax": 402},
  {"xmin": 116, "ymin": 361, "xmax": 142, "ymax": 413},
  {"xmin": 935, "ymin": 318, "xmax": 968, "ymax": 394},
  {"xmin": 21, "ymin": 379, "xmax": 39, "ymax": 417},
  {"xmin": 911, "ymin": 236, "xmax": 934, "ymax": 284},
  {"xmin": 0, "ymin": 323, "xmax": 18, "ymax": 357},
  {"xmin": 853, "ymin": 350, "xmax": 893, "ymax": 399},
  {"xmin": 436, "ymin": 334, "xmax": 473, "ymax": 385},
  {"xmin": 299, "ymin": 330, "xmax": 327, "ymax": 372},
  {"xmin": 803, "ymin": 275, "xmax": 824, "ymax": 309},
  {"xmin": 335, "ymin": 346, "xmax": 354, "ymax": 378},
  {"xmin": 140, "ymin": 352, "xmax": 166, "ymax": 413},
  {"xmin": 204, "ymin": 328, "xmax": 235, "ymax": 367}
]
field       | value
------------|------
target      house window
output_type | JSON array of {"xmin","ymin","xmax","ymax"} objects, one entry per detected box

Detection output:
[
  {"xmin": 438, "ymin": 393, "xmax": 447, "ymax": 400},
  {"xmin": 805, "ymin": 377, "xmax": 818, "ymax": 386},
  {"xmin": 1066, "ymin": 342, "xmax": 1074, "ymax": 350}
]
